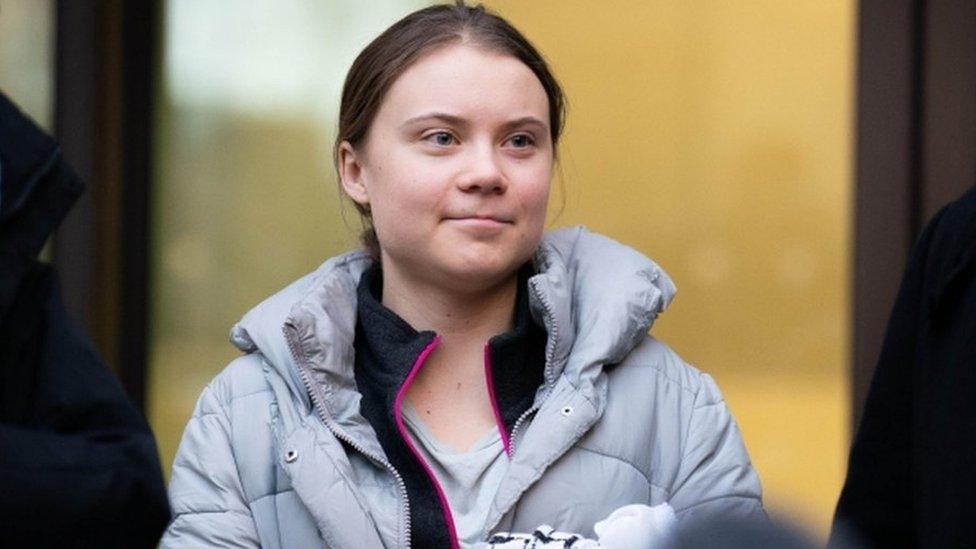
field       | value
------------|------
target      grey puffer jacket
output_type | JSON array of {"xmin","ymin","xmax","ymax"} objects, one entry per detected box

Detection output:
[{"xmin": 162, "ymin": 227, "xmax": 763, "ymax": 548}]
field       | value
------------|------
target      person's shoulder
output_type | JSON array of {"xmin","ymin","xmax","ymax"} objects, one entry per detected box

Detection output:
[
  {"xmin": 919, "ymin": 185, "xmax": 976, "ymax": 296},
  {"xmin": 920, "ymin": 187, "xmax": 976, "ymax": 247},
  {"xmin": 589, "ymin": 336, "xmax": 736, "ymax": 484},
  {"xmin": 197, "ymin": 353, "xmax": 275, "ymax": 412},
  {"xmin": 930, "ymin": 185, "xmax": 976, "ymax": 244},
  {"xmin": 606, "ymin": 336, "xmax": 721, "ymax": 405},
  {"xmin": 945, "ymin": 184, "xmax": 976, "ymax": 217},
  {"xmin": 609, "ymin": 335, "xmax": 710, "ymax": 398}
]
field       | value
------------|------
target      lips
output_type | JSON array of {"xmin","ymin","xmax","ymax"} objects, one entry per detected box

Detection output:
[
  {"xmin": 442, "ymin": 215, "xmax": 514, "ymax": 234},
  {"xmin": 443, "ymin": 213, "xmax": 514, "ymax": 224}
]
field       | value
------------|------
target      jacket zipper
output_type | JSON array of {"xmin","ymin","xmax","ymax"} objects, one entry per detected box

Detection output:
[
  {"xmin": 283, "ymin": 326, "xmax": 413, "ymax": 549},
  {"xmin": 480, "ymin": 277, "xmax": 563, "ymax": 541},
  {"xmin": 530, "ymin": 277, "xmax": 561, "ymax": 391},
  {"xmin": 509, "ymin": 278, "xmax": 559, "ymax": 456}
]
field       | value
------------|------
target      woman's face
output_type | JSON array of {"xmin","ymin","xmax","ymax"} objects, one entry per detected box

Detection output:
[{"xmin": 340, "ymin": 44, "xmax": 554, "ymax": 293}]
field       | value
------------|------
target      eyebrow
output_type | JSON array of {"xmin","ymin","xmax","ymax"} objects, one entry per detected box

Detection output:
[
  {"xmin": 399, "ymin": 112, "xmax": 548, "ymax": 133},
  {"xmin": 499, "ymin": 116, "xmax": 549, "ymax": 133}
]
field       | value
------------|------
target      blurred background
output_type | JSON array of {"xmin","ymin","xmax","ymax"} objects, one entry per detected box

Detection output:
[{"xmin": 2, "ymin": 0, "xmax": 974, "ymax": 541}]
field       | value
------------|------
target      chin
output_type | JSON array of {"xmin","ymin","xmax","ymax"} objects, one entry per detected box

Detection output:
[
  {"xmin": 384, "ymin": 231, "xmax": 541, "ymax": 292},
  {"xmin": 435, "ymin": 247, "xmax": 531, "ymax": 292}
]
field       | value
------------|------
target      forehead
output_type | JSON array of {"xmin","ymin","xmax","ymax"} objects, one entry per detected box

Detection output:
[{"xmin": 375, "ymin": 44, "xmax": 550, "ymax": 126}]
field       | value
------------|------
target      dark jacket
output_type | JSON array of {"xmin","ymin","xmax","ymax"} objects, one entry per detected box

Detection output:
[
  {"xmin": 0, "ymin": 92, "xmax": 169, "ymax": 547},
  {"xmin": 833, "ymin": 185, "xmax": 976, "ymax": 547}
]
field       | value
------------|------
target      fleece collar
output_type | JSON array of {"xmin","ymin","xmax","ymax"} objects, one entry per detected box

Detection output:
[{"xmin": 353, "ymin": 261, "xmax": 546, "ymax": 448}]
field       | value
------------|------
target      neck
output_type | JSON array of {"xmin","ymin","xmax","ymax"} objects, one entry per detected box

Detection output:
[
  {"xmin": 373, "ymin": 262, "xmax": 530, "ymax": 453},
  {"xmin": 380, "ymin": 263, "xmax": 519, "ymax": 346}
]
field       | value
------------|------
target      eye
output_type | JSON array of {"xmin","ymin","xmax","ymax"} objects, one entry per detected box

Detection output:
[
  {"xmin": 424, "ymin": 131, "xmax": 457, "ymax": 146},
  {"xmin": 507, "ymin": 134, "xmax": 535, "ymax": 148}
]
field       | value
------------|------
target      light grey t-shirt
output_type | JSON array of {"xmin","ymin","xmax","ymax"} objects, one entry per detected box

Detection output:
[{"xmin": 402, "ymin": 403, "xmax": 509, "ymax": 548}]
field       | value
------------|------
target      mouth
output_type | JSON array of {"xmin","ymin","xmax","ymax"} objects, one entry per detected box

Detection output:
[
  {"xmin": 443, "ymin": 214, "xmax": 514, "ymax": 224},
  {"xmin": 443, "ymin": 215, "xmax": 514, "ymax": 232}
]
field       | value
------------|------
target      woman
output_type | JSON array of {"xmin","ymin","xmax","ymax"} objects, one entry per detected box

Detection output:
[{"xmin": 163, "ymin": 4, "xmax": 763, "ymax": 548}]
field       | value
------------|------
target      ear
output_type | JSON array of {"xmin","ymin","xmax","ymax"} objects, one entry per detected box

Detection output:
[{"xmin": 338, "ymin": 141, "xmax": 370, "ymax": 206}]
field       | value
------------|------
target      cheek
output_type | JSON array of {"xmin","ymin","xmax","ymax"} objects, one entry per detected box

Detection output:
[
  {"xmin": 366, "ymin": 158, "xmax": 448, "ymax": 242},
  {"xmin": 518, "ymin": 165, "xmax": 553, "ymax": 221},
  {"xmin": 369, "ymin": 154, "xmax": 435, "ymax": 210}
]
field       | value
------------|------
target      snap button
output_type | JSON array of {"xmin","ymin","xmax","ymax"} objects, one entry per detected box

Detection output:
[
  {"xmin": 285, "ymin": 450, "xmax": 299, "ymax": 463},
  {"xmin": 560, "ymin": 405, "xmax": 574, "ymax": 417}
]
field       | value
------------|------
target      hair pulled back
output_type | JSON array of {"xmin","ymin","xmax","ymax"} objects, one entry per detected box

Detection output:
[{"xmin": 335, "ymin": 1, "xmax": 566, "ymax": 257}]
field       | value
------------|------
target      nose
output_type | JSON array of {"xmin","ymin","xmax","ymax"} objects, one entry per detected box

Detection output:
[{"xmin": 457, "ymin": 144, "xmax": 507, "ymax": 195}]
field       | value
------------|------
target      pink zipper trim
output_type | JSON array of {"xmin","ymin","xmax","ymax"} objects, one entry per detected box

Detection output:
[
  {"xmin": 483, "ymin": 343, "xmax": 512, "ymax": 457},
  {"xmin": 393, "ymin": 335, "xmax": 460, "ymax": 549}
]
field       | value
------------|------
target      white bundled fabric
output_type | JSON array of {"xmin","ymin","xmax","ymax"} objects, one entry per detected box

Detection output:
[{"xmin": 485, "ymin": 503, "xmax": 676, "ymax": 549}]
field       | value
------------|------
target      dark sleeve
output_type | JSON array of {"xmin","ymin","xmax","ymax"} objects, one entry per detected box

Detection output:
[
  {"xmin": 0, "ymin": 268, "xmax": 170, "ymax": 548},
  {"xmin": 830, "ymin": 208, "xmax": 947, "ymax": 548}
]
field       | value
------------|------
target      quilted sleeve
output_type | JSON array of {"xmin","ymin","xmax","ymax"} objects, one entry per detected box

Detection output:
[
  {"xmin": 161, "ymin": 380, "xmax": 260, "ymax": 548},
  {"xmin": 668, "ymin": 372, "xmax": 764, "ymax": 523}
]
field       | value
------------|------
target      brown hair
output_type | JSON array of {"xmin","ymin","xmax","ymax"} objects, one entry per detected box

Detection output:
[{"xmin": 335, "ymin": 1, "xmax": 566, "ymax": 257}]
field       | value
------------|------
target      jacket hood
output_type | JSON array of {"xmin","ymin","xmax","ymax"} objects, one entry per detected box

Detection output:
[
  {"xmin": 0, "ymin": 92, "xmax": 84, "ymax": 317},
  {"xmin": 0, "ymin": 93, "xmax": 83, "ymax": 246},
  {"xmin": 229, "ymin": 226, "xmax": 676, "ymax": 413}
]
